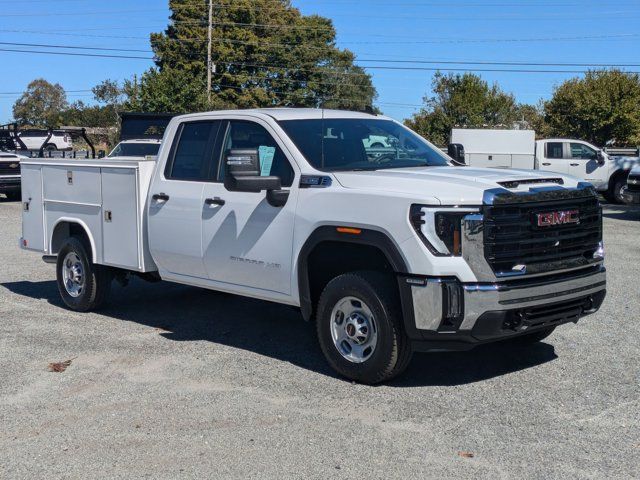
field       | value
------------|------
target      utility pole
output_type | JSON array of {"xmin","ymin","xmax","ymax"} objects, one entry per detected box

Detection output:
[{"xmin": 207, "ymin": 0, "xmax": 213, "ymax": 103}]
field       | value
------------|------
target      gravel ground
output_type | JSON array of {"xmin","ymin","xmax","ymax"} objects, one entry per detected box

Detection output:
[{"xmin": 0, "ymin": 197, "xmax": 638, "ymax": 479}]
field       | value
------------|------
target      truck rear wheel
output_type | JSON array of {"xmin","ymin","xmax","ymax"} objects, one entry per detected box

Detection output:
[
  {"xmin": 316, "ymin": 271, "xmax": 413, "ymax": 384},
  {"xmin": 56, "ymin": 237, "xmax": 112, "ymax": 312}
]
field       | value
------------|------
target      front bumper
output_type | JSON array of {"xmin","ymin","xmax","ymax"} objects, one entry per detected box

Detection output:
[{"xmin": 400, "ymin": 265, "xmax": 606, "ymax": 351}]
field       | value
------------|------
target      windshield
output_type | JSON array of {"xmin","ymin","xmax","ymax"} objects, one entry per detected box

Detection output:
[
  {"xmin": 279, "ymin": 118, "xmax": 450, "ymax": 171},
  {"xmin": 108, "ymin": 142, "xmax": 160, "ymax": 158}
]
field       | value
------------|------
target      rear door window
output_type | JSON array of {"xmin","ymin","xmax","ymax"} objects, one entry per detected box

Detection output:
[
  {"xmin": 165, "ymin": 121, "xmax": 222, "ymax": 181},
  {"xmin": 546, "ymin": 142, "xmax": 564, "ymax": 159}
]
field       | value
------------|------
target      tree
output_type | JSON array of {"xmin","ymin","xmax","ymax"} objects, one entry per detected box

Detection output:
[
  {"xmin": 406, "ymin": 72, "xmax": 520, "ymax": 146},
  {"xmin": 544, "ymin": 69, "xmax": 640, "ymax": 146},
  {"xmin": 124, "ymin": 0, "xmax": 376, "ymax": 113},
  {"xmin": 516, "ymin": 102, "xmax": 550, "ymax": 138},
  {"xmin": 12, "ymin": 79, "xmax": 68, "ymax": 127}
]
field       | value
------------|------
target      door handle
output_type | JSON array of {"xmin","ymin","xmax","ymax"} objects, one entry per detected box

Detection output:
[
  {"xmin": 205, "ymin": 197, "xmax": 225, "ymax": 206},
  {"xmin": 152, "ymin": 193, "xmax": 170, "ymax": 202},
  {"xmin": 570, "ymin": 163, "xmax": 580, "ymax": 166},
  {"xmin": 542, "ymin": 162, "xmax": 551, "ymax": 166}
]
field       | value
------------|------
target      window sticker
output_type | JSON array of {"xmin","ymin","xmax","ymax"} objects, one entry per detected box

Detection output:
[{"xmin": 259, "ymin": 146, "xmax": 276, "ymax": 176}]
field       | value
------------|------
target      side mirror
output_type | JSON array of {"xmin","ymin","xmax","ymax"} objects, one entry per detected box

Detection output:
[
  {"xmin": 596, "ymin": 150, "xmax": 605, "ymax": 165},
  {"xmin": 224, "ymin": 148, "xmax": 282, "ymax": 193},
  {"xmin": 448, "ymin": 143, "xmax": 466, "ymax": 165}
]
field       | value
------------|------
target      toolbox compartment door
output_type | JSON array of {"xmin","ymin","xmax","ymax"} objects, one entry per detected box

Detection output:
[
  {"xmin": 20, "ymin": 164, "xmax": 45, "ymax": 251},
  {"xmin": 100, "ymin": 168, "xmax": 140, "ymax": 269}
]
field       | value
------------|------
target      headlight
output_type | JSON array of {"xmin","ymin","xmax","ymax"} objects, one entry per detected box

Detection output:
[{"xmin": 410, "ymin": 205, "xmax": 476, "ymax": 257}]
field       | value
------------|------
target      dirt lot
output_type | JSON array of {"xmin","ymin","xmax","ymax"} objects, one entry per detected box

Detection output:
[{"xmin": 1, "ymin": 197, "xmax": 638, "ymax": 479}]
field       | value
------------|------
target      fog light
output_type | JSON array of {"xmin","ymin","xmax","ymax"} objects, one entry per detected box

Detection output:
[
  {"xmin": 439, "ymin": 282, "xmax": 464, "ymax": 331},
  {"xmin": 593, "ymin": 241, "xmax": 605, "ymax": 260}
]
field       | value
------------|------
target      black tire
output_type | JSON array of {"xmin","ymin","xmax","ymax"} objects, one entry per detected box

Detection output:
[
  {"xmin": 370, "ymin": 142, "xmax": 385, "ymax": 148},
  {"xmin": 56, "ymin": 236, "xmax": 112, "ymax": 312},
  {"xmin": 316, "ymin": 271, "xmax": 413, "ymax": 384},
  {"xmin": 44, "ymin": 143, "xmax": 57, "ymax": 151},
  {"xmin": 607, "ymin": 176, "xmax": 629, "ymax": 204},
  {"xmin": 510, "ymin": 326, "xmax": 555, "ymax": 345}
]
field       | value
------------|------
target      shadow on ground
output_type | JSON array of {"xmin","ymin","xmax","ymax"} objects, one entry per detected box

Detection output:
[
  {"xmin": 601, "ymin": 203, "xmax": 640, "ymax": 221},
  {"xmin": 2, "ymin": 278, "xmax": 557, "ymax": 387}
]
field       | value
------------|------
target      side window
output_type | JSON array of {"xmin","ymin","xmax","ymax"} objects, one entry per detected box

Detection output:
[
  {"xmin": 219, "ymin": 121, "xmax": 294, "ymax": 187},
  {"xmin": 165, "ymin": 121, "xmax": 221, "ymax": 181},
  {"xmin": 546, "ymin": 142, "xmax": 564, "ymax": 159},
  {"xmin": 570, "ymin": 143, "xmax": 596, "ymax": 160}
]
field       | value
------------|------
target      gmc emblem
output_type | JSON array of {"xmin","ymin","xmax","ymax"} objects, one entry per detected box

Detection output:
[{"xmin": 536, "ymin": 209, "xmax": 580, "ymax": 227}]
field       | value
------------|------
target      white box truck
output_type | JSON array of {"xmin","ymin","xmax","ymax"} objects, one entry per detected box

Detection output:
[
  {"xmin": 20, "ymin": 109, "xmax": 606, "ymax": 384},
  {"xmin": 450, "ymin": 129, "xmax": 639, "ymax": 203}
]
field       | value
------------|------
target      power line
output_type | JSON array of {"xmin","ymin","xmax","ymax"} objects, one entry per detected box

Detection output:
[
  {"xmin": 0, "ymin": 41, "xmax": 150, "ymax": 53},
  {"xmin": 2, "ymin": 27, "xmax": 639, "ymax": 45},
  {"xmin": 0, "ymin": 48, "xmax": 153, "ymax": 60},
  {"xmin": 3, "ymin": 40, "xmax": 637, "ymax": 70},
  {"xmin": 217, "ymin": 60, "xmax": 640, "ymax": 75}
]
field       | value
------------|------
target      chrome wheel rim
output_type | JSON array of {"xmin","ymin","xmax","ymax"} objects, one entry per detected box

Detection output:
[
  {"xmin": 62, "ymin": 252, "xmax": 85, "ymax": 298},
  {"xmin": 330, "ymin": 296, "xmax": 378, "ymax": 363}
]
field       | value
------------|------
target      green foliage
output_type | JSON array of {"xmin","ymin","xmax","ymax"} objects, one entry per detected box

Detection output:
[
  {"xmin": 544, "ymin": 69, "xmax": 640, "ymax": 146},
  {"xmin": 405, "ymin": 72, "xmax": 519, "ymax": 146},
  {"xmin": 124, "ymin": 0, "xmax": 376, "ymax": 113},
  {"xmin": 12, "ymin": 79, "xmax": 68, "ymax": 128},
  {"xmin": 516, "ymin": 102, "xmax": 550, "ymax": 138}
]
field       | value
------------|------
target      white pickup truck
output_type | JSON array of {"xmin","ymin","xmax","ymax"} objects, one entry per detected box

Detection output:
[
  {"xmin": 20, "ymin": 109, "xmax": 607, "ymax": 383},
  {"xmin": 449, "ymin": 129, "xmax": 638, "ymax": 203}
]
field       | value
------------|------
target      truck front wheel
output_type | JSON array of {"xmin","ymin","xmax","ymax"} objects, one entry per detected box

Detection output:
[
  {"xmin": 316, "ymin": 272, "xmax": 413, "ymax": 384},
  {"xmin": 606, "ymin": 176, "xmax": 629, "ymax": 204},
  {"xmin": 56, "ymin": 237, "xmax": 112, "ymax": 312}
]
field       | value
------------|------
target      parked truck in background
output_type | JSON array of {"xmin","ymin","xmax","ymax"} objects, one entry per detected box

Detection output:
[
  {"xmin": 20, "ymin": 109, "xmax": 606, "ymax": 383},
  {"xmin": 626, "ymin": 164, "xmax": 640, "ymax": 204},
  {"xmin": 449, "ymin": 128, "xmax": 639, "ymax": 203},
  {"xmin": 107, "ymin": 112, "xmax": 174, "ymax": 158},
  {"xmin": 0, "ymin": 123, "xmax": 27, "ymax": 200}
]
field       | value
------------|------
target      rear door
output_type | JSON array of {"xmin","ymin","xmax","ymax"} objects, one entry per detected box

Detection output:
[
  {"xmin": 538, "ymin": 141, "xmax": 569, "ymax": 174},
  {"xmin": 147, "ymin": 120, "xmax": 223, "ymax": 278}
]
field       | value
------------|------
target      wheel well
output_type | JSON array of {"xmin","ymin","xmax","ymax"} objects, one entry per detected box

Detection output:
[
  {"xmin": 609, "ymin": 169, "xmax": 629, "ymax": 191},
  {"xmin": 50, "ymin": 222, "xmax": 93, "ymax": 260},
  {"xmin": 304, "ymin": 241, "xmax": 396, "ymax": 320}
]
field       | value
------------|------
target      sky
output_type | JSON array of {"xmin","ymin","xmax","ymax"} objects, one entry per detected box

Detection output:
[{"xmin": 1, "ymin": 0, "xmax": 639, "ymax": 123}]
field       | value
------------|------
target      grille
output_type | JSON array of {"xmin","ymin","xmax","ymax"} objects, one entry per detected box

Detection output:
[
  {"xmin": 0, "ymin": 160, "xmax": 21, "ymax": 176},
  {"xmin": 628, "ymin": 175, "xmax": 640, "ymax": 193},
  {"xmin": 483, "ymin": 190, "xmax": 602, "ymax": 275}
]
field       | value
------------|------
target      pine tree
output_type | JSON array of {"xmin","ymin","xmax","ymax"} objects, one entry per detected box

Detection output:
[{"xmin": 124, "ymin": 0, "xmax": 377, "ymax": 113}]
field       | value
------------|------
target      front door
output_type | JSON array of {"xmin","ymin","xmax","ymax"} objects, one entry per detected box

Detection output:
[
  {"xmin": 148, "ymin": 120, "xmax": 223, "ymax": 278},
  {"xmin": 567, "ymin": 142, "xmax": 608, "ymax": 188},
  {"xmin": 538, "ymin": 141, "xmax": 569, "ymax": 174},
  {"xmin": 201, "ymin": 119, "xmax": 298, "ymax": 295}
]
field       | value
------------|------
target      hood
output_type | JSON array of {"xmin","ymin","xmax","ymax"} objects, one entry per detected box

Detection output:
[
  {"xmin": 333, "ymin": 166, "xmax": 584, "ymax": 205},
  {"xmin": 609, "ymin": 155, "xmax": 640, "ymax": 170}
]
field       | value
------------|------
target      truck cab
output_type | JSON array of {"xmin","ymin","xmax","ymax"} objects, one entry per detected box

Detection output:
[{"xmin": 535, "ymin": 138, "xmax": 639, "ymax": 203}]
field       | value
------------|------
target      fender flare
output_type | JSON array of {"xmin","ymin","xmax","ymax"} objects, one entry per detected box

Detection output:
[
  {"xmin": 297, "ymin": 225, "xmax": 408, "ymax": 321},
  {"xmin": 50, "ymin": 218, "xmax": 98, "ymax": 262},
  {"xmin": 608, "ymin": 168, "xmax": 630, "ymax": 191}
]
